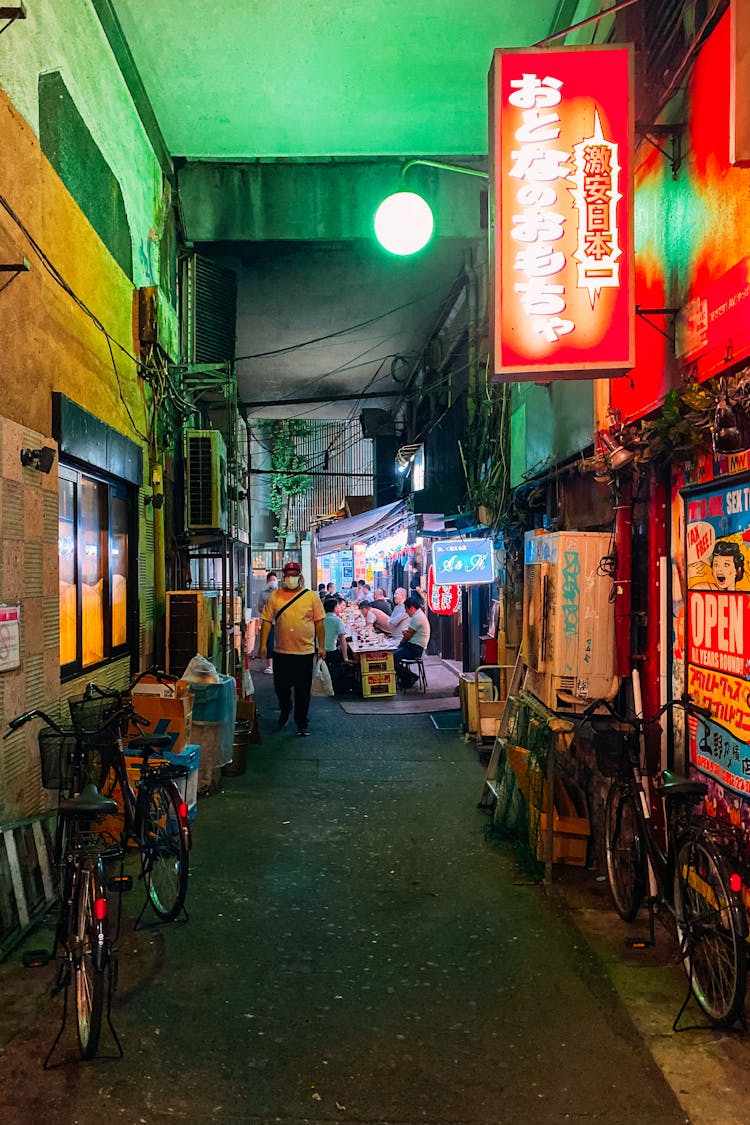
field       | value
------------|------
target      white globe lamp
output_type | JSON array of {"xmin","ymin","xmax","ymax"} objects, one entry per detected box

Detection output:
[{"xmin": 373, "ymin": 191, "xmax": 434, "ymax": 256}]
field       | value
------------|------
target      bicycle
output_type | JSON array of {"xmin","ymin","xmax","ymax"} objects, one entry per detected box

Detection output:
[
  {"xmin": 69, "ymin": 673, "xmax": 192, "ymax": 925},
  {"xmin": 583, "ymin": 689, "xmax": 748, "ymax": 1028},
  {"xmin": 6, "ymin": 684, "xmax": 191, "ymax": 1063},
  {"xmin": 4, "ymin": 705, "xmax": 131, "ymax": 1062}
]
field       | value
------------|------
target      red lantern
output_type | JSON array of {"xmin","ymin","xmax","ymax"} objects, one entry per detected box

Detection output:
[{"xmin": 427, "ymin": 565, "xmax": 460, "ymax": 616}]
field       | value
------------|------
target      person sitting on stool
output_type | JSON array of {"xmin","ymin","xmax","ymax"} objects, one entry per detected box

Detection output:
[{"xmin": 394, "ymin": 595, "xmax": 430, "ymax": 689}]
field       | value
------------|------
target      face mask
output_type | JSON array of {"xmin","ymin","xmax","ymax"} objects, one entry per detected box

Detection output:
[
  {"xmin": 285, "ymin": 576, "xmax": 300, "ymax": 589},
  {"xmin": 269, "ymin": 578, "xmax": 278, "ymax": 588}
]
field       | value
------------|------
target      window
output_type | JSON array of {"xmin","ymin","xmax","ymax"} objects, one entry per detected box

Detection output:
[{"xmin": 58, "ymin": 465, "xmax": 132, "ymax": 677}]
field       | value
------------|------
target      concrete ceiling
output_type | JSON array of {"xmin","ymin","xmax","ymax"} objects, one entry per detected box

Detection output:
[{"xmin": 108, "ymin": 1, "xmax": 567, "ymax": 418}]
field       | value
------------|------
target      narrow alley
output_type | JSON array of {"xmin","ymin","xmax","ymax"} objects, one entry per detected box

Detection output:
[{"xmin": 0, "ymin": 668, "xmax": 715, "ymax": 1125}]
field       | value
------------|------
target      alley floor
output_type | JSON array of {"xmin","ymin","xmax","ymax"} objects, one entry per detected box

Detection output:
[{"xmin": 1, "ymin": 665, "xmax": 749, "ymax": 1124}]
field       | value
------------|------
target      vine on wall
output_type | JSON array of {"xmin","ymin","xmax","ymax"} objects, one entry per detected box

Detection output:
[{"xmin": 257, "ymin": 419, "xmax": 313, "ymax": 536}]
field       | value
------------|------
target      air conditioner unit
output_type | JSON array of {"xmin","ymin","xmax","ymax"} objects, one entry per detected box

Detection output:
[
  {"xmin": 184, "ymin": 429, "xmax": 227, "ymax": 532},
  {"xmin": 522, "ymin": 530, "xmax": 615, "ymax": 708}
]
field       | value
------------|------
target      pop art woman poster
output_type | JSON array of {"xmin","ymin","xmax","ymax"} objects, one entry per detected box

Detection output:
[{"xmin": 684, "ymin": 477, "xmax": 750, "ymax": 796}]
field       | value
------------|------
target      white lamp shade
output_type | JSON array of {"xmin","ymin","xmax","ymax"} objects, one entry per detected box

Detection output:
[{"xmin": 374, "ymin": 191, "xmax": 434, "ymax": 255}]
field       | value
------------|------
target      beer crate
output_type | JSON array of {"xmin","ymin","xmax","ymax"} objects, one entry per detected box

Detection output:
[
  {"xmin": 360, "ymin": 650, "xmax": 395, "ymax": 675},
  {"xmin": 361, "ymin": 670, "xmax": 396, "ymax": 698}
]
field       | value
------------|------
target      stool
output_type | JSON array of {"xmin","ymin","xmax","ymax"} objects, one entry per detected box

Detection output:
[{"xmin": 400, "ymin": 656, "xmax": 427, "ymax": 693}]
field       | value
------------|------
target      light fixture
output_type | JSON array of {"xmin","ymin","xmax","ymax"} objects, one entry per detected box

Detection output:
[
  {"xmin": 374, "ymin": 159, "xmax": 488, "ymax": 256},
  {"xmin": 374, "ymin": 192, "xmax": 434, "ymax": 256},
  {"xmin": 20, "ymin": 446, "xmax": 55, "ymax": 474},
  {"xmin": 395, "ymin": 442, "xmax": 422, "ymax": 472},
  {"xmin": 599, "ymin": 432, "xmax": 635, "ymax": 472}
]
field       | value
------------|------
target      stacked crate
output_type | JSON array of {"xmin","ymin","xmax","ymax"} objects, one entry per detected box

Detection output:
[{"xmin": 360, "ymin": 649, "xmax": 396, "ymax": 697}]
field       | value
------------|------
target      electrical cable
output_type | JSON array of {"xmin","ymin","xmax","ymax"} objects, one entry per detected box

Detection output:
[{"xmin": 233, "ymin": 283, "xmax": 451, "ymax": 361}]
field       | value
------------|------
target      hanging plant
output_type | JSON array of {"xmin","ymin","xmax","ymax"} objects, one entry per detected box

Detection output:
[
  {"xmin": 257, "ymin": 419, "xmax": 313, "ymax": 536},
  {"xmin": 458, "ymin": 357, "xmax": 513, "ymax": 532}
]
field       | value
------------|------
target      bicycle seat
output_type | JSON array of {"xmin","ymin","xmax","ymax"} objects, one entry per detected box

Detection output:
[
  {"xmin": 59, "ymin": 782, "xmax": 118, "ymax": 817},
  {"xmin": 659, "ymin": 770, "xmax": 708, "ymax": 800},
  {"xmin": 129, "ymin": 734, "xmax": 173, "ymax": 753}
]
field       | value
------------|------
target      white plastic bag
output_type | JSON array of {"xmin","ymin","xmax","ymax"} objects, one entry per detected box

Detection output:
[{"xmin": 311, "ymin": 657, "xmax": 334, "ymax": 697}]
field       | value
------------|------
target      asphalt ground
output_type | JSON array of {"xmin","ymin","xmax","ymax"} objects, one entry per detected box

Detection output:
[{"xmin": 0, "ymin": 665, "xmax": 747, "ymax": 1123}]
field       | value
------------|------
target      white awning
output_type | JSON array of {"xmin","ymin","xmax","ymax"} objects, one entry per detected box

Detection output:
[{"xmin": 316, "ymin": 501, "xmax": 407, "ymax": 555}]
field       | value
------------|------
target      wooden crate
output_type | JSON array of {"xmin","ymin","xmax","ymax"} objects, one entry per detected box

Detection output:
[
  {"xmin": 503, "ymin": 742, "xmax": 590, "ymax": 867},
  {"xmin": 362, "ymin": 671, "xmax": 396, "ymax": 697}
]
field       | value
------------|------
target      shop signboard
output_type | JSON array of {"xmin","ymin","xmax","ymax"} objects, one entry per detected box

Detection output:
[
  {"xmin": 684, "ymin": 477, "xmax": 750, "ymax": 797},
  {"xmin": 426, "ymin": 566, "xmax": 460, "ymax": 615},
  {"xmin": 488, "ymin": 45, "xmax": 634, "ymax": 382},
  {"xmin": 676, "ymin": 256, "xmax": 750, "ymax": 381},
  {"xmin": 431, "ymin": 539, "xmax": 494, "ymax": 586},
  {"xmin": 0, "ymin": 604, "xmax": 20, "ymax": 672}
]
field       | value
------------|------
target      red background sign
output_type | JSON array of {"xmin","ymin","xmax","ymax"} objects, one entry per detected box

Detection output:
[
  {"xmin": 489, "ymin": 45, "xmax": 634, "ymax": 381},
  {"xmin": 427, "ymin": 566, "xmax": 460, "ymax": 616}
]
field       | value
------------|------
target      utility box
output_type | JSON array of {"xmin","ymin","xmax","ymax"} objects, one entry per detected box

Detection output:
[{"xmin": 522, "ymin": 530, "xmax": 615, "ymax": 709}]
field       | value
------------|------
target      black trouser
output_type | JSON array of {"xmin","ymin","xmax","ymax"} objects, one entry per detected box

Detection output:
[
  {"xmin": 272, "ymin": 651, "xmax": 315, "ymax": 729},
  {"xmin": 394, "ymin": 640, "xmax": 423, "ymax": 686},
  {"xmin": 325, "ymin": 649, "xmax": 354, "ymax": 694}
]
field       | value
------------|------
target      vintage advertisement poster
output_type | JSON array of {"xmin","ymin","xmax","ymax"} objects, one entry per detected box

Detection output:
[{"xmin": 685, "ymin": 476, "xmax": 750, "ymax": 805}]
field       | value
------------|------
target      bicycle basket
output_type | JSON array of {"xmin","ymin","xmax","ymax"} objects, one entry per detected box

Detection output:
[
  {"xmin": 590, "ymin": 721, "xmax": 632, "ymax": 777},
  {"xmin": 69, "ymin": 693, "xmax": 123, "ymax": 735},
  {"xmin": 37, "ymin": 727, "xmax": 79, "ymax": 790}
]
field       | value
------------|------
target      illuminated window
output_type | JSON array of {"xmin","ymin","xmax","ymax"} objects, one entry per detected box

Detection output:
[{"xmin": 58, "ymin": 465, "xmax": 132, "ymax": 677}]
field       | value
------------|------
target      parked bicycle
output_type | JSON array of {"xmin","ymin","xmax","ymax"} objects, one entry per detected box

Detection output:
[
  {"xmin": 4, "ymin": 705, "xmax": 128, "ymax": 1061},
  {"xmin": 5, "ymin": 678, "xmax": 191, "ymax": 1063},
  {"xmin": 583, "ymin": 688, "xmax": 748, "ymax": 1028},
  {"xmin": 69, "ymin": 673, "xmax": 192, "ymax": 924}
]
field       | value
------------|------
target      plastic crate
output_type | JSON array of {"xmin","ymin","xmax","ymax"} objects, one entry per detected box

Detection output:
[
  {"xmin": 360, "ymin": 650, "xmax": 395, "ymax": 674},
  {"xmin": 361, "ymin": 671, "xmax": 396, "ymax": 698},
  {"xmin": 125, "ymin": 744, "xmax": 199, "ymax": 823}
]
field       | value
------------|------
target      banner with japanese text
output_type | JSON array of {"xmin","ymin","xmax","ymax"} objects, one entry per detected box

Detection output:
[
  {"xmin": 488, "ymin": 45, "xmax": 634, "ymax": 381},
  {"xmin": 684, "ymin": 477, "xmax": 750, "ymax": 795}
]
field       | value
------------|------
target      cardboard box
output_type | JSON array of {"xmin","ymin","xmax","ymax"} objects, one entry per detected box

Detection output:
[
  {"xmin": 129, "ymin": 692, "xmax": 193, "ymax": 754},
  {"xmin": 362, "ymin": 671, "xmax": 396, "ymax": 698}
]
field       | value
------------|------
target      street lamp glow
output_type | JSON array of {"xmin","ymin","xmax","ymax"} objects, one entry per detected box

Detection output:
[{"xmin": 374, "ymin": 191, "xmax": 434, "ymax": 256}]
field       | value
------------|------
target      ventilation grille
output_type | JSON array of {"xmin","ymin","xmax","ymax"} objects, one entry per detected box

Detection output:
[{"xmin": 185, "ymin": 430, "xmax": 227, "ymax": 531}]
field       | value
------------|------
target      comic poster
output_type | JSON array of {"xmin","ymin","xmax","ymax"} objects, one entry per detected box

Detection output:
[{"xmin": 685, "ymin": 477, "xmax": 750, "ymax": 807}]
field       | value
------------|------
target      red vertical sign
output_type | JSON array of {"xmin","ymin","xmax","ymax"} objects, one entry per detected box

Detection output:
[{"xmin": 488, "ymin": 45, "xmax": 634, "ymax": 381}]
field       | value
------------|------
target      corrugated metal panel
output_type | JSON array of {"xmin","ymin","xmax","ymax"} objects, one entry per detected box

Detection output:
[{"xmin": 287, "ymin": 419, "xmax": 373, "ymax": 534}]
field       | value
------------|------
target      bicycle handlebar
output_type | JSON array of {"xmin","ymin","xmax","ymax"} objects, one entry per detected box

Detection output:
[
  {"xmin": 3, "ymin": 708, "xmax": 60, "ymax": 738},
  {"xmin": 580, "ymin": 693, "xmax": 711, "ymax": 727},
  {"xmin": 4, "ymin": 705, "xmax": 134, "ymax": 740}
]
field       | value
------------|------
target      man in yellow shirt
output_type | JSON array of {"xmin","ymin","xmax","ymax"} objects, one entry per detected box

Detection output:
[{"xmin": 259, "ymin": 561, "xmax": 326, "ymax": 736}]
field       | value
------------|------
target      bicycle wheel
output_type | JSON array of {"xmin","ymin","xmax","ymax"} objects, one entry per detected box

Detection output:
[
  {"xmin": 673, "ymin": 836, "xmax": 748, "ymax": 1025},
  {"xmin": 604, "ymin": 781, "xmax": 645, "ymax": 922},
  {"xmin": 73, "ymin": 856, "xmax": 108, "ymax": 1059},
  {"xmin": 140, "ymin": 781, "xmax": 189, "ymax": 922}
]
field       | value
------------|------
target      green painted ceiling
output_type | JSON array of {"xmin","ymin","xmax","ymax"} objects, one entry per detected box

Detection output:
[
  {"xmin": 110, "ymin": 1, "xmax": 559, "ymax": 158},
  {"xmin": 106, "ymin": 1, "xmax": 567, "ymax": 419}
]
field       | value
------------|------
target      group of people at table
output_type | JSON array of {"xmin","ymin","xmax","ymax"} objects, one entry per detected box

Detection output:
[{"xmin": 256, "ymin": 563, "xmax": 431, "ymax": 737}]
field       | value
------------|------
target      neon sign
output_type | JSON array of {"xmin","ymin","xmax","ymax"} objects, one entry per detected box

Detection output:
[
  {"xmin": 431, "ymin": 539, "xmax": 495, "ymax": 586},
  {"xmin": 489, "ymin": 45, "xmax": 634, "ymax": 381}
]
